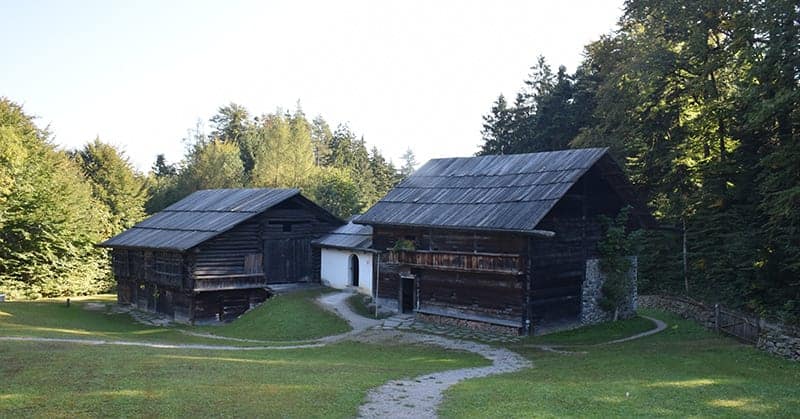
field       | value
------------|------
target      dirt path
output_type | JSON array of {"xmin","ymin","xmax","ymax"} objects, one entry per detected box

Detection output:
[
  {"xmin": 524, "ymin": 315, "xmax": 668, "ymax": 354},
  {"xmin": 598, "ymin": 315, "xmax": 667, "ymax": 345}
]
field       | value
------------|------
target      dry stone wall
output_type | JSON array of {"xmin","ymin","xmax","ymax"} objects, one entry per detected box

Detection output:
[
  {"xmin": 639, "ymin": 294, "xmax": 800, "ymax": 362},
  {"xmin": 581, "ymin": 257, "xmax": 637, "ymax": 325}
]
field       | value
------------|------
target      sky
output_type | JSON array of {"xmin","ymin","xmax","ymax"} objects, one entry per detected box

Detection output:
[{"xmin": 1, "ymin": 0, "xmax": 624, "ymax": 172}]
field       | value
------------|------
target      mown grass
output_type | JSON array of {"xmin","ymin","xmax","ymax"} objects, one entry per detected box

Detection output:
[
  {"xmin": 0, "ymin": 289, "xmax": 350, "ymax": 345},
  {"xmin": 0, "ymin": 340, "xmax": 487, "ymax": 417},
  {"xmin": 440, "ymin": 310, "xmax": 800, "ymax": 418},
  {"xmin": 0, "ymin": 295, "xmax": 214, "ymax": 345},
  {"xmin": 193, "ymin": 289, "xmax": 350, "ymax": 341},
  {"xmin": 0, "ymin": 291, "xmax": 488, "ymax": 417},
  {"xmin": 523, "ymin": 315, "xmax": 656, "ymax": 346}
]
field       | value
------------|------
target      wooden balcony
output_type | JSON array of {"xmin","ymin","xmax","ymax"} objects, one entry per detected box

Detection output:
[
  {"xmin": 384, "ymin": 249, "xmax": 523, "ymax": 275},
  {"xmin": 193, "ymin": 273, "xmax": 267, "ymax": 291}
]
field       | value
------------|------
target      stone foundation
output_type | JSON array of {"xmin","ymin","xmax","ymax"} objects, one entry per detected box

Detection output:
[
  {"xmin": 415, "ymin": 312, "xmax": 520, "ymax": 336},
  {"xmin": 580, "ymin": 257, "xmax": 637, "ymax": 325},
  {"xmin": 376, "ymin": 297, "xmax": 399, "ymax": 313}
]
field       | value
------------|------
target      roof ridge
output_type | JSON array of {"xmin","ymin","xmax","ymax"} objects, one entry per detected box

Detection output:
[
  {"xmin": 423, "ymin": 147, "xmax": 608, "ymax": 163},
  {"xmin": 405, "ymin": 168, "xmax": 588, "ymax": 178}
]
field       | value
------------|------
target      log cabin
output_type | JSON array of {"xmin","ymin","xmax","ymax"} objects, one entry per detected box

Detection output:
[
  {"xmin": 356, "ymin": 148, "xmax": 654, "ymax": 335},
  {"xmin": 99, "ymin": 188, "xmax": 342, "ymax": 323}
]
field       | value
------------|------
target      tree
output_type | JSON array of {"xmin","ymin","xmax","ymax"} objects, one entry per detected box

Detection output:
[
  {"xmin": 310, "ymin": 167, "xmax": 361, "ymax": 219},
  {"xmin": 210, "ymin": 103, "xmax": 257, "ymax": 177},
  {"xmin": 478, "ymin": 95, "xmax": 515, "ymax": 155},
  {"xmin": 310, "ymin": 115, "xmax": 333, "ymax": 165},
  {"xmin": 476, "ymin": 0, "xmax": 800, "ymax": 322},
  {"xmin": 400, "ymin": 148, "xmax": 417, "ymax": 178},
  {"xmin": 152, "ymin": 154, "xmax": 177, "ymax": 178},
  {"xmin": 72, "ymin": 138, "xmax": 148, "ymax": 234},
  {"xmin": 181, "ymin": 140, "xmax": 244, "ymax": 191},
  {"xmin": 249, "ymin": 110, "xmax": 316, "ymax": 189},
  {"xmin": 0, "ymin": 98, "xmax": 112, "ymax": 298}
]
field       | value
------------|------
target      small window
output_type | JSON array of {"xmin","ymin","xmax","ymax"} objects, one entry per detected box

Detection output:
[{"xmin": 283, "ymin": 224, "xmax": 292, "ymax": 232}]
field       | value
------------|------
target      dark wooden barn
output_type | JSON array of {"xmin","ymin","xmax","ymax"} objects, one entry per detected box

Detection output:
[
  {"xmin": 99, "ymin": 188, "xmax": 342, "ymax": 323},
  {"xmin": 356, "ymin": 148, "xmax": 653, "ymax": 335}
]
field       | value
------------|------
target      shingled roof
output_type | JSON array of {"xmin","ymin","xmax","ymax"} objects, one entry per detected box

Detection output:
[
  {"xmin": 356, "ymin": 148, "xmax": 645, "ymax": 234},
  {"xmin": 100, "ymin": 188, "xmax": 303, "ymax": 251},
  {"xmin": 312, "ymin": 221, "xmax": 375, "ymax": 252}
]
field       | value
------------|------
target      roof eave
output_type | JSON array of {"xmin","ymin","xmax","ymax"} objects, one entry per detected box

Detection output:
[{"xmin": 353, "ymin": 219, "xmax": 555, "ymax": 238}]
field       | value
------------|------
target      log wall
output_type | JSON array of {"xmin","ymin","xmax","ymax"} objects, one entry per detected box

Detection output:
[{"xmin": 111, "ymin": 195, "xmax": 341, "ymax": 323}]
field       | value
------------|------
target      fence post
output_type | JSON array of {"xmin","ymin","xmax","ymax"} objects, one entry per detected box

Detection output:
[{"xmin": 714, "ymin": 304, "xmax": 720, "ymax": 333}]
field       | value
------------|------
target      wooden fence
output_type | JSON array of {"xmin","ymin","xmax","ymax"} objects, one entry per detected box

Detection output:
[{"xmin": 715, "ymin": 304, "xmax": 760, "ymax": 344}]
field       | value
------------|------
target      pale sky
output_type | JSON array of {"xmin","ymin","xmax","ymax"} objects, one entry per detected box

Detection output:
[{"xmin": 1, "ymin": 0, "xmax": 624, "ymax": 172}]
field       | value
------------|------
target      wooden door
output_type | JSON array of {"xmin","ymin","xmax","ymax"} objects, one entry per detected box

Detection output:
[{"xmin": 264, "ymin": 238, "xmax": 312, "ymax": 283}]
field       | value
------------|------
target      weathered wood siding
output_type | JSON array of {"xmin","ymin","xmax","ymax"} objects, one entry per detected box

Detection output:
[
  {"xmin": 374, "ymin": 226, "xmax": 527, "ymax": 325},
  {"xmin": 527, "ymin": 167, "xmax": 625, "ymax": 325},
  {"xmin": 111, "ymin": 195, "xmax": 340, "ymax": 323}
]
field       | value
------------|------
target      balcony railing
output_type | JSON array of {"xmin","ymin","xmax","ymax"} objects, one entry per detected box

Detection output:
[
  {"xmin": 384, "ymin": 249, "xmax": 523, "ymax": 275},
  {"xmin": 193, "ymin": 273, "xmax": 267, "ymax": 291}
]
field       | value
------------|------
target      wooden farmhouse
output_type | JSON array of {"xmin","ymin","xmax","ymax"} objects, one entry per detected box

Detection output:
[
  {"xmin": 356, "ymin": 148, "xmax": 653, "ymax": 335},
  {"xmin": 99, "ymin": 188, "xmax": 342, "ymax": 323}
]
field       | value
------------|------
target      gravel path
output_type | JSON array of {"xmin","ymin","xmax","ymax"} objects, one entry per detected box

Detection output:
[
  {"xmin": 318, "ymin": 291, "xmax": 532, "ymax": 418},
  {"xmin": 354, "ymin": 331, "xmax": 531, "ymax": 418}
]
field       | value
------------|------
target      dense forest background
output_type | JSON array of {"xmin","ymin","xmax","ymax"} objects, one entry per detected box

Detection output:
[
  {"xmin": 479, "ymin": 0, "xmax": 799, "ymax": 322},
  {"xmin": 0, "ymin": 99, "xmax": 410, "ymax": 299},
  {"xmin": 1, "ymin": 0, "xmax": 797, "ymax": 323}
]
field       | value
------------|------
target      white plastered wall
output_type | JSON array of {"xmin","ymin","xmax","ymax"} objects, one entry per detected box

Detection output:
[{"xmin": 320, "ymin": 248, "xmax": 373, "ymax": 296}]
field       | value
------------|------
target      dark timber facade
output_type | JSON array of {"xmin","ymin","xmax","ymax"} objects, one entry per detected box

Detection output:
[
  {"xmin": 100, "ymin": 189, "xmax": 341, "ymax": 323},
  {"xmin": 357, "ymin": 148, "xmax": 652, "ymax": 335}
]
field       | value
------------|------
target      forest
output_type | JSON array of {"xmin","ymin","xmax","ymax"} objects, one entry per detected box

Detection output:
[
  {"xmin": 0, "ymin": 99, "xmax": 410, "ymax": 299},
  {"xmin": 479, "ymin": 0, "xmax": 799, "ymax": 322},
  {"xmin": 1, "ymin": 0, "xmax": 797, "ymax": 323}
]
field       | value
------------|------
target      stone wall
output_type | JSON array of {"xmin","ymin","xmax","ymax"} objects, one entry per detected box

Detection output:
[
  {"xmin": 637, "ymin": 295, "xmax": 716, "ymax": 328},
  {"xmin": 580, "ymin": 257, "xmax": 637, "ymax": 325},
  {"xmin": 758, "ymin": 322, "xmax": 800, "ymax": 361},
  {"xmin": 639, "ymin": 294, "xmax": 800, "ymax": 362}
]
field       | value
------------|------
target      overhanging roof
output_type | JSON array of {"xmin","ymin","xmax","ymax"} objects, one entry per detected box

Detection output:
[
  {"xmin": 99, "ymin": 188, "xmax": 303, "ymax": 251},
  {"xmin": 312, "ymin": 221, "xmax": 375, "ymax": 252},
  {"xmin": 356, "ymin": 148, "xmax": 612, "ymax": 234}
]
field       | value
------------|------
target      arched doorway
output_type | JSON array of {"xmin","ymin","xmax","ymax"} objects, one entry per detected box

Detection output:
[{"xmin": 349, "ymin": 254, "xmax": 359, "ymax": 287}]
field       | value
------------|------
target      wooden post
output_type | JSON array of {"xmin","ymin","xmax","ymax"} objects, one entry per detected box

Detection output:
[
  {"xmin": 714, "ymin": 303, "xmax": 720, "ymax": 333},
  {"xmin": 683, "ymin": 218, "xmax": 689, "ymax": 295},
  {"xmin": 375, "ymin": 253, "xmax": 380, "ymax": 318}
]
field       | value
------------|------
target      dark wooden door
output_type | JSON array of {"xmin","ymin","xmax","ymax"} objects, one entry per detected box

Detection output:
[
  {"xmin": 401, "ymin": 276, "xmax": 415, "ymax": 313},
  {"xmin": 264, "ymin": 238, "xmax": 312, "ymax": 283}
]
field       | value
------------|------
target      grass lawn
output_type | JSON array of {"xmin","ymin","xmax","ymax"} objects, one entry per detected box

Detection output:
[
  {"xmin": 440, "ymin": 310, "xmax": 800, "ymax": 418},
  {"xmin": 523, "ymin": 315, "xmax": 656, "ymax": 346},
  {"xmin": 0, "ymin": 341, "xmax": 487, "ymax": 417},
  {"xmin": 193, "ymin": 289, "xmax": 351, "ymax": 341},
  {"xmin": 0, "ymin": 289, "xmax": 350, "ymax": 345},
  {"xmin": 0, "ymin": 291, "xmax": 489, "ymax": 417},
  {"xmin": 0, "ymin": 295, "xmax": 215, "ymax": 345}
]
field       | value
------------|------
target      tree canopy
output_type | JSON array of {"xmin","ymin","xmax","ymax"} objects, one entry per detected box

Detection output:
[{"xmin": 478, "ymin": 0, "xmax": 800, "ymax": 322}]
